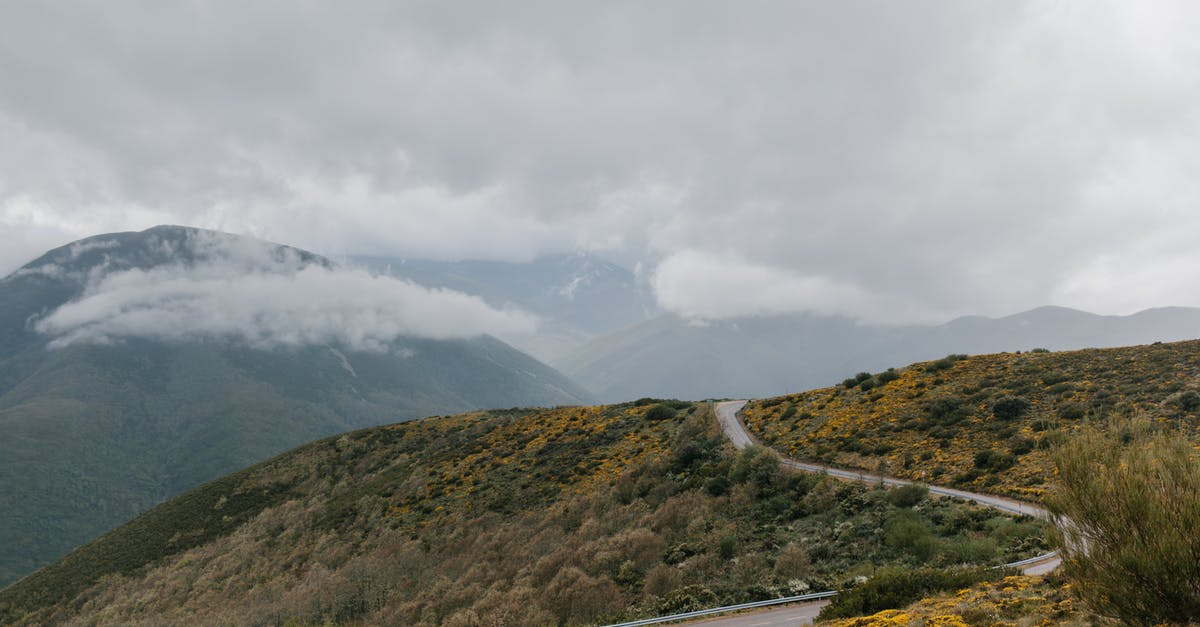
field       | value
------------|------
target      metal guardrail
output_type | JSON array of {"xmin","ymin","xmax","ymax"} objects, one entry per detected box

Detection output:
[
  {"xmin": 602, "ymin": 548, "xmax": 1057, "ymax": 627},
  {"xmin": 1001, "ymin": 550, "xmax": 1059, "ymax": 568},
  {"xmin": 603, "ymin": 591, "xmax": 838, "ymax": 627}
]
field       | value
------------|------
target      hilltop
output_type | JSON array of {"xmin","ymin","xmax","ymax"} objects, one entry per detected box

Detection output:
[
  {"xmin": 0, "ymin": 226, "xmax": 593, "ymax": 586},
  {"xmin": 0, "ymin": 401, "xmax": 1045, "ymax": 625},
  {"xmin": 741, "ymin": 339, "xmax": 1200, "ymax": 500}
]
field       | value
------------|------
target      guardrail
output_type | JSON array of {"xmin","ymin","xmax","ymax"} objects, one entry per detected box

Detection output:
[
  {"xmin": 601, "ymin": 551, "xmax": 1059, "ymax": 626},
  {"xmin": 1001, "ymin": 550, "xmax": 1059, "ymax": 568},
  {"xmin": 602, "ymin": 590, "xmax": 838, "ymax": 627}
]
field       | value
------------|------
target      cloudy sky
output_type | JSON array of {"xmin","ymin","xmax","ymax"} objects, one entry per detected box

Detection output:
[{"xmin": 3, "ymin": 1, "xmax": 1199, "ymax": 324}]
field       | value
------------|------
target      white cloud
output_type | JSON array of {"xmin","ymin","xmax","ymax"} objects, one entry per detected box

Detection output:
[
  {"xmin": 4, "ymin": 3, "xmax": 1200, "ymax": 321},
  {"xmin": 33, "ymin": 233, "xmax": 535, "ymax": 351},
  {"xmin": 652, "ymin": 250, "xmax": 941, "ymax": 323}
]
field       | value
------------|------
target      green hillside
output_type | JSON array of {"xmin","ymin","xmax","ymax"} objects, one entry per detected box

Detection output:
[
  {"xmin": 0, "ymin": 402, "xmax": 1045, "ymax": 625},
  {"xmin": 0, "ymin": 226, "xmax": 594, "ymax": 586},
  {"xmin": 741, "ymin": 339, "xmax": 1200, "ymax": 499}
]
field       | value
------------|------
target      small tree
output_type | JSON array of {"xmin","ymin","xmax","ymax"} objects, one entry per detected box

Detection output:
[{"xmin": 1045, "ymin": 419, "xmax": 1200, "ymax": 624}]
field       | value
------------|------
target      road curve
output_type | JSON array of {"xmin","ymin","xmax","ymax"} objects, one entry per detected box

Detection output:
[{"xmin": 715, "ymin": 400, "xmax": 1061, "ymax": 576}]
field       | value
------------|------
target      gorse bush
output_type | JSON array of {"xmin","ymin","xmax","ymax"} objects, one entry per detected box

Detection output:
[
  {"xmin": 1046, "ymin": 418, "xmax": 1200, "ymax": 625},
  {"xmin": 742, "ymin": 340, "xmax": 1200, "ymax": 499}
]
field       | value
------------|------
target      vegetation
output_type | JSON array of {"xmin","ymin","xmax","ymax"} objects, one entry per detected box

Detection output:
[
  {"xmin": 820, "ymin": 574, "xmax": 1082, "ymax": 626},
  {"xmin": 817, "ymin": 566, "xmax": 1003, "ymax": 621},
  {"xmin": 0, "ymin": 402, "xmax": 1045, "ymax": 625},
  {"xmin": 742, "ymin": 340, "xmax": 1200, "ymax": 499},
  {"xmin": 1045, "ymin": 418, "xmax": 1200, "ymax": 624}
]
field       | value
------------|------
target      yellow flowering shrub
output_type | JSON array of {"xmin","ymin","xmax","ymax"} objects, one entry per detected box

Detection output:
[{"xmin": 743, "ymin": 340, "xmax": 1200, "ymax": 498}]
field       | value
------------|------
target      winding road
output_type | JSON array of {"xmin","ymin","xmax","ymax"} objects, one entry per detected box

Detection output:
[{"xmin": 693, "ymin": 400, "xmax": 1061, "ymax": 626}]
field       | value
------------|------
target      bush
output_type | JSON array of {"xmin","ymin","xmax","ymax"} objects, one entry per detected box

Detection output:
[
  {"xmin": 992, "ymin": 396, "xmax": 1030, "ymax": 420},
  {"xmin": 1057, "ymin": 402, "xmax": 1085, "ymax": 421},
  {"xmin": 1179, "ymin": 391, "xmax": 1200, "ymax": 412},
  {"xmin": 644, "ymin": 404, "xmax": 676, "ymax": 421},
  {"xmin": 1046, "ymin": 419, "xmax": 1200, "ymax": 624},
  {"xmin": 816, "ymin": 566, "xmax": 998, "ymax": 620},
  {"xmin": 885, "ymin": 484, "xmax": 928, "ymax": 508},
  {"xmin": 884, "ymin": 510, "xmax": 937, "ymax": 562},
  {"xmin": 658, "ymin": 585, "xmax": 719, "ymax": 615},
  {"xmin": 925, "ymin": 398, "xmax": 969, "ymax": 426},
  {"xmin": 973, "ymin": 449, "xmax": 1015, "ymax": 472}
]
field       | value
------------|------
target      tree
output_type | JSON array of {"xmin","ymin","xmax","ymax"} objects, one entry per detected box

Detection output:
[{"xmin": 1045, "ymin": 418, "xmax": 1200, "ymax": 625}]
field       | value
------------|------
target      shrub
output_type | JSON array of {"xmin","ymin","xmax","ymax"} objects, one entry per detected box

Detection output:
[
  {"xmin": 1179, "ymin": 391, "xmax": 1200, "ymax": 412},
  {"xmin": 884, "ymin": 510, "xmax": 937, "ymax": 562},
  {"xmin": 926, "ymin": 398, "xmax": 968, "ymax": 426},
  {"xmin": 1057, "ymin": 402, "xmax": 1085, "ymax": 421},
  {"xmin": 816, "ymin": 566, "xmax": 999, "ymax": 620},
  {"xmin": 992, "ymin": 396, "xmax": 1030, "ymax": 420},
  {"xmin": 658, "ymin": 585, "xmax": 718, "ymax": 614},
  {"xmin": 644, "ymin": 404, "xmax": 676, "ymax": 421},
  {"xmin": 885, "ymin": 484, "xmax": 928, "ymax": 508},
  {"xmin": 973, "ymin": 449, "xmax": 1015, "ymax": 472},
  {"xmin": 1046, "ymin": 418, "xmax": 1200, "ymax": 624}
]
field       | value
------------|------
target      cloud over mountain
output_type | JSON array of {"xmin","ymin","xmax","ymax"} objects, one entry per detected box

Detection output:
[{"xmin": 31, "ymin": 230, "xmax": 535, "ymax": 350}]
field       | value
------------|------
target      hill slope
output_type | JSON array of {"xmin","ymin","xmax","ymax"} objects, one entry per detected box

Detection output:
[
  {"xmin": 0, "ymin": 402, "xmax": 1046, "ymax": 625},
  {"xmin": 741, "ymin": 339, "xmax": 1200, "ymax": 500},
  {"xmin": 558, "ymin": 308, "xmax": 1200, "ymax": 402},
  {"xmin": 0, "ymin": 226, "xmax": 593, "ymax": 586}
]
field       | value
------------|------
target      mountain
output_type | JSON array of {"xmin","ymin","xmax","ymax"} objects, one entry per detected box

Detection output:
[
  {"xmin": 350, "ymin": 253, "xmax": 657, "ymax": 362},
  {"xmin": 0, "ymin": 226, "xmax": 593, "ymax": 587},
  {"xmin": 557, "ymin": 307, "xmax": 1200, "ymax": 403},
  {"xmin": 0, "ymin": 401, "xmax": 1047, "ymax": 625}
]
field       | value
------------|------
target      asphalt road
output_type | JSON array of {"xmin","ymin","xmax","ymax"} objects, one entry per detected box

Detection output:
[
  {"xmin": 684, "ymin": 401, "xmax": 1062, "ymax": 626},
  {"xmin": 688, "ymin": 600, "xmax": 829, "ymax": 627}
]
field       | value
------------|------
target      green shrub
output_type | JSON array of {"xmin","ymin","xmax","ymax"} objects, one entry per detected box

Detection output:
[
  {"xmin": 817, "ymin": 566, "xmax": 999, "ymax": 620},
  {"xmin": 992, "ymin": 396, "xmax": 1030, "ymax": 420},
  {"xmin": 1047, "ymin": 418, "xmax": 1200, "ymax": 624},
  {"xmin": 1057, "ymin": 402, "xmax": 1085, "ymax": 421},
  {"xmin": 644, "ymin": 404, "xmax": 676, "ymax": 421},
  {"xmin": 886, "ymin": 484, "xmax": 928, "ymax": 508},
  {"xmin": 1179, "ymin": 391, "xmax": 1200, "ymax": 412},
  {"xmin": 926, "ymin": 398, "xmax": 969, "ymax": 426},
  {"xmin": 884, "ymin": 510, "xmax": 937, "ymax": 562}
]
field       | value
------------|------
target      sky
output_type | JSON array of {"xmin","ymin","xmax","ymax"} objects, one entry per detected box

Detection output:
[{"xmin": 3, "ymin": 1, "xmax": 1200, "ymax": 325}]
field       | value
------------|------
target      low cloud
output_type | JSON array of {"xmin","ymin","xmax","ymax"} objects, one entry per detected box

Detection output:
[
  {"xmin": 34, "ymin": 233, "xmax": 535, "ymax": 351},
  {"xmin": 652, "ymin": 250, "xmax": 940, "ymax": 323}
]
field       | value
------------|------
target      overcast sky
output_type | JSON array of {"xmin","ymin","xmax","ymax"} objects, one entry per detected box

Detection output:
[{"xmin": 3, "ymin": 1, "xmax": 1199, "ymax": 323}]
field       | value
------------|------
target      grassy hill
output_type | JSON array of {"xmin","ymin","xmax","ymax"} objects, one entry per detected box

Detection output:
[
  {"xmin": 742, "ymin": 339, "xmax": 1200, "ymax": 500},
  {"xmin": 0, "ymin": 401, "xmax": 1046, "ymax": 625}
]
